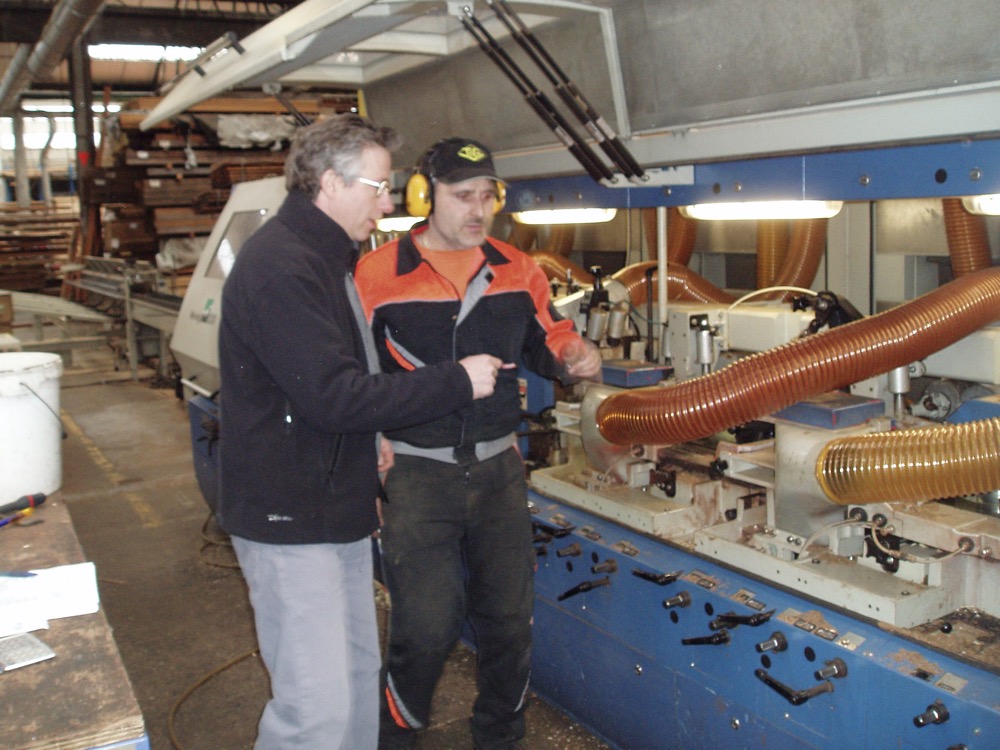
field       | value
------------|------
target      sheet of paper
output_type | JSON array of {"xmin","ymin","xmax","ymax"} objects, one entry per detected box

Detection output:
[
  {"xmin": 0, "ymin": 562, "xmax": 100, "ymax": 626},
  {"xmin": 0, "ymin": 612, "xmax": 48, "ymax": 640}
]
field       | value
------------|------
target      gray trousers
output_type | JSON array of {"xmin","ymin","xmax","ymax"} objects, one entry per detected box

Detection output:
[{"xmin": 233, "ymin": 536, "xmax": 380, "ymax": 750}]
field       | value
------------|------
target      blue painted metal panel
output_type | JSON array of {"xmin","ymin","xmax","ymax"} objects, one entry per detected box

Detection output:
[
  {"xmin": 187, "ymin": 395, "xmax": 219, "ymax": 513},
  {"xmin": 948, "ymin": 394, "xmax": 1000, "ymax": 424},
  {"xmin": 507, "ymin": 137, "xmax": 1000, "ymax": 210},
  {"xmin": 529, "ymin": 493, "xmax": 1000, "ymax": 750}
]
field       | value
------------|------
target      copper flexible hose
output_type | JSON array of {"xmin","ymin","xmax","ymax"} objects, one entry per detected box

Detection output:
[
  {"xmin": 764, "ymin": 219, "xmax": 828, "ymax": 300},
  {"xmin": 642, "ymin": 207, "xmax": 698, "ymax": 265},
  {"xmin": 756, "ymin": 220, "xmax": 789, "ymax": 289},
  {"xmin": 943, "ymin": 197, "xmax": 993, "ymax": 278},
  {"xmin": 803, "ymin": 202, "xmax": 993, "ymax": 507},
  {"xmin": 507, "ymin": 222, "xmax": 538, "ymax": 252},
  {"xmin": 530, "ymin": 251, "xmax": 594, "ymax": 284},
  {"xmin": 596, "ymin": 266, "xmax": 1000, "ymax": 446},
  {"xmin": 668, "ymin": 207, "xmax": 698, "ymax": 265},
  {"xmin": 611, "ymin": 261, "xmax": 735, "ymax": 306},
  {"xmin": 542, "ymin": 224, "xmax": 577, "ymax": 256},
  {"xmin": 816, "ymin": 417, "xmax": 1000, "ymax": 505}
]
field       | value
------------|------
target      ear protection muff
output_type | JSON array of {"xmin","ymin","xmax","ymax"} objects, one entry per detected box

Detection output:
[
  {"xmin": 492, "ymin": 183, "xmax": 507, "ymax": 215},
  {"xmin": 405, "ymin": 171, "xmax": 433, "ymax": 217},
  {"xmin": 404, "ymin": 141, "xmax": 506, "ymax": 217}
]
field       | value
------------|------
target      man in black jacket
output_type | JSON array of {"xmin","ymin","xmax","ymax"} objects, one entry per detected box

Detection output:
[{"xmin": 218, "ymin": 115, "xmax": 507, "ymax": 750}]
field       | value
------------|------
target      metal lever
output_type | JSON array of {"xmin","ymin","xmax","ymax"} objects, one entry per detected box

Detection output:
[
  {"xmin": 557, "ymin": 576, "xmax": 611, "ymax": 601},
  {"xmin": 682, "ymin": 629, "xmax": 730, "ymax": 646},
  {"xmin": 814, "ymin": 658, "xmax": 848, "ymax": 681},
  {"xmin": 755, "ymin": 631, "xmax": 788, "ymax": 653},
  {"xmin": 709, "ymin": 609, "xmax": 775, "ymax": 630},
  {"xmin": 533, "ymin": 521, "xmax": 574, "ymax": 538},
  {"xmin": 754, "ymin": 669, "xmax": 835, "ymax": 705},
  {"xmin": 914, "ymin": 701, "xmax": 950, "ymax": 727},
  {"xmin": 632, "ymin": 568, "xmax": 681, "ymax": 586},
  {"xmin": 591, "ymin": 559, "xmax": 618, "ymax": 574},
  {"xmin": 662, "ymin": 591, "xmax": 692, "ymax": 609}
]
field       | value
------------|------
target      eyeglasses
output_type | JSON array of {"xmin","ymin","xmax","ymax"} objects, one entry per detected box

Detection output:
[{"xmin": 355, "ymin": 177, "xmax": 391, "ymax": 197}]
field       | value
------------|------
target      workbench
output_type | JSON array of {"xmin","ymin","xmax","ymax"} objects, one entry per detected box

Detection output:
[{"xmin": 0, "ymin": 497, "xmax": 149, "ymax": 750}]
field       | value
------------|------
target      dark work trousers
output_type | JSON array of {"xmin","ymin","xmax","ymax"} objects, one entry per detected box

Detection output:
[{"xmin": 379, "ymin": 447, "xmax": 534, "ymax": 750}]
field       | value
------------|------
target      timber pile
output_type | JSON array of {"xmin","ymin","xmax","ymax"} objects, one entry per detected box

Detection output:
[
  {"xmin": 209, "ymin": 159, "xmax": 286, "ymax": 189},
  {"xmin": 84, "ymin": 93, "xmax": 355, "ymax": 272},
  {"xmin": 0, "ymin": 198, "xmax": 79, "ymax": 292}
]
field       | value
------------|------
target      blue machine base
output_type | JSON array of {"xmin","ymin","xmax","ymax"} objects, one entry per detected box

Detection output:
[
  {"xmin": 528, "ymin": 492, "xmax": 999, "ymax": 750},
  {"xmin": 187, "ymin": 395, "xmax": 220, "ymax": 513}
]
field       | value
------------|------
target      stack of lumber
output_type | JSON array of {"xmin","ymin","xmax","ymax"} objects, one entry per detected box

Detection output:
[
  {"xmin": 0, "ymin": 198, "xmax": 79, "ymax": 292},
  {"xmin": 83, "ymin": 93, "xmax": 355, "ymax": 272},
  {"xmin": 101, "ymin": 204, "xmax": 157, "ymax": 258}
]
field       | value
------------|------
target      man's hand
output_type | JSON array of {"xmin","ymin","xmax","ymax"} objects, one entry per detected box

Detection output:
[
  {"xmin": 562, "ymin": 338, "xmax": 603, "ymax": 380},
  {"xmin": 459, "ymin": 354, "xmax": 516, "ymax": 399},
  {"xmin": 377, "ymin": 437, "xmax": 395, "ymax": 474}
]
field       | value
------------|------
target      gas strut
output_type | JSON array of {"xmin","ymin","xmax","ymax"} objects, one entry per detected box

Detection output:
[
  {"xmin": 488, "ymin": 0, "xmax": 645, "ymax": 181},
  {"xmin": 461, "ymin": 8, "xmax": 615, "ymax": 185}
]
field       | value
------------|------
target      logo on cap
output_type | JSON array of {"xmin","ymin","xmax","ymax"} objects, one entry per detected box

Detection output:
[{"xmin": 457, "ymin": 144, "xmax": 489, "ymax": 163}]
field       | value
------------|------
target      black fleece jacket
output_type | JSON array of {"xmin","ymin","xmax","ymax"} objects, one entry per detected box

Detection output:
[{"xmin": 217, "ymin": 191, "xmax": 473, "ymax": 544}]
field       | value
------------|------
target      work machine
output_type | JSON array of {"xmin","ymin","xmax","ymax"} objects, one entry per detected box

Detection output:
[
  {"xmin": 160, "ymin": 1, "xmax": 1000, "ymax": 747},
  {"xmin": 171, "ymin": 169, "xmax": 1000, "ymax": 750}
]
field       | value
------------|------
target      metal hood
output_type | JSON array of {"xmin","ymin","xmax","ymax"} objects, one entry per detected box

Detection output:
[{"xmin": 137, "ymin": 0, "xmax": 1000, "ymax": 180}]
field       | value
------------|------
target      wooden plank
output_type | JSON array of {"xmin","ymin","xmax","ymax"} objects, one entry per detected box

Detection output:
[
  {"xmin": 125, "ymin": 148, "xmax": 285, "ymax": 168},
  {"xmin": 153, "ymin": 206, "xmax": 218, "ymax": 235},
  {"xmin": 122, "ymin": 95, "xmax": 332, "ymax": 114},
  {"xmin": 210, "ymin": 159, "xmax": 286, "ymax": 188},
  {"xmin": 141, "ymin": 176, "xmax": 213, "ymax": 207}
]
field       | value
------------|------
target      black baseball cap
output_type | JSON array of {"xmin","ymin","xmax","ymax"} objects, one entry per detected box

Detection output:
[{"xmin": 428, "ymin": 138, "xmax": 503, "ymax": 184}]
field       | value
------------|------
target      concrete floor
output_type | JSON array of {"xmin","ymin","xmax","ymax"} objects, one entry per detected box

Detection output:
[{"xmin": 52, "ymin": 348, "xmax": 611, "ymax": 750}]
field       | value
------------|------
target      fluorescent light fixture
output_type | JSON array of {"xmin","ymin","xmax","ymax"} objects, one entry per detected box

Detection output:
[
  {"xmin": 962, "ymin": 194, "xmax": 1000, "ymax": 216},
  {"xmin": 88, "ymin": 44, "xmax": 203, "ymax": 63},
  {"xmin": 376, "ymin": 216, "xmax": 422, "ymax": 233},
  {"xmin": 679, "ymin": 200, "xmax": 843, "ymax": 221},
  {"xmin": 512, "ymin": 208, "xmax": 617, "ymax": 225}
]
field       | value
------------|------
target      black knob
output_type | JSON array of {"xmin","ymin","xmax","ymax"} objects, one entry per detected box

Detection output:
[
  {"xmin": 755, "ymin": 632, "xmax": 788, "ymax": 653},
  {"xmin": 663, "ymin": 591, "xmax": 692, "ymax": 609},
  {"xmin": 913, "ymin": 701, "xmax": 949, "ymax": 727},
  {"xmin": 814, "ymin": 658, "xmax": 848, "ymax": 680},
  {"xmin": 591, "ymin": 559, "xmax": 618, "ymax": 574}
]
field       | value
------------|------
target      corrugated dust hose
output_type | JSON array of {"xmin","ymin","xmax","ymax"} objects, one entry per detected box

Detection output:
[{"xmin": 596, "ymin": 267, "xmax": 1000, "ymax": 446}]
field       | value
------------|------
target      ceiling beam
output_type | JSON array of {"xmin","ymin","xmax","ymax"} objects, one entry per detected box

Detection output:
[{"xmin": 0, "ymin": 2, "xmax": 285, "ymax": 47}]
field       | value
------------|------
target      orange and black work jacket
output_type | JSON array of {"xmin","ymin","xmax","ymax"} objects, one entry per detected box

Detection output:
[{"xmin": 355, "ymin": 226, "xmax": 583, "ymax": 459}]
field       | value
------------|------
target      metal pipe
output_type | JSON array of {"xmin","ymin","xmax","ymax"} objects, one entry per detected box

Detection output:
[
  {"xmin": 14, "ymin": 112, "xmax": 30, "ymax": 207},
  {"xmin": 487, "ymin": 0, "xmax": 643, "ymax": 180},
  {"xmin": 656, "ymin": 206, "xmax": 668, "ymax": 364},
  {"xmin": 0, "ymin": 0, "xmax": 107, "ymax": 115},
  {"xmin": 39, "ymin": 114, "xmax": 56, "ymax": 204},
  {"xmin": 460, "ymin": 8, "xmax": 614, "ymax": 184}
]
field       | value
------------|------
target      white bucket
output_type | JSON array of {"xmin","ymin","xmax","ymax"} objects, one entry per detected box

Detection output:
[{"xmin": 0, "ymin": 352, "xmax": 64, "ymax": 502}]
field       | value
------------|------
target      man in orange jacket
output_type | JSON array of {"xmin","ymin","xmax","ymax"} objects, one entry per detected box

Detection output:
[{"xmin": 355, "ymin": 137, "xmax": 600, "ymax": 750}]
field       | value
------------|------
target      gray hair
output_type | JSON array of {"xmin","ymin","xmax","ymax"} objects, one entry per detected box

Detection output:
[{"xmin": 285, "ymin": 113, "xmax": 401, "ymax": 197}]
